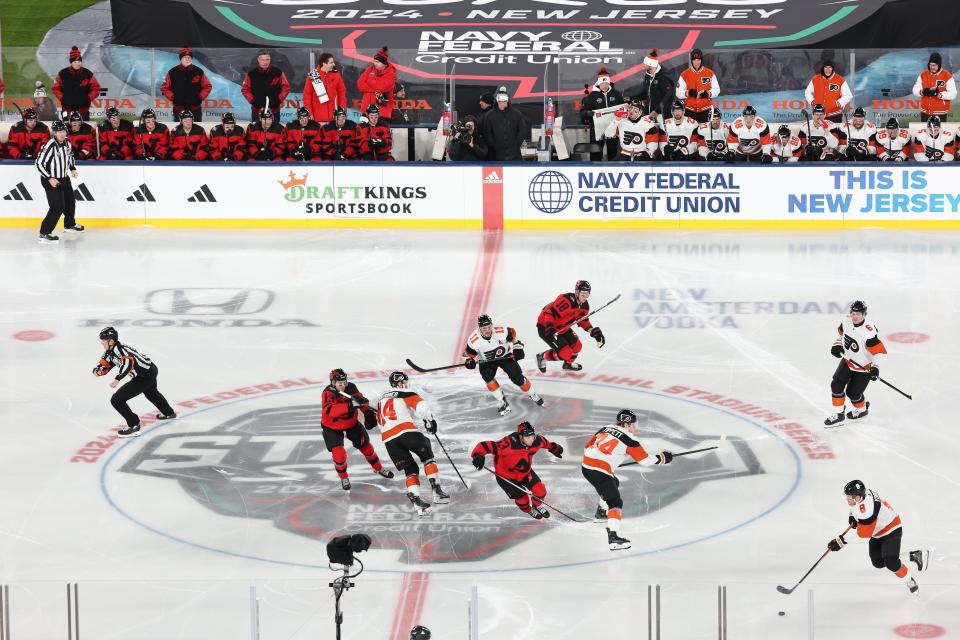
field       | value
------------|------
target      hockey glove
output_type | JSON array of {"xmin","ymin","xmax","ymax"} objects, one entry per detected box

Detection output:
[
  {"xmin": 512, "ymin": 341, "xmax": 525, "ymax": 361},
  {"xmin": 657, "ymin": 451, "xmax": 674, "ymax": 464},
  {"xmin": 350, "ymin": 395, "xmax": 369, "ymax": 408},
  {"xmin": 760, "ymin": 154, "xmax": 773, "ymax": 164},
  {"xmin": 590, "ymin": 327, "xmax": 605, "ymax": 348},
  {"xmin": 363, "ymin": 410, "xmax": 378, "ymax": 430},
  {"xmin": 687, "ymin": 88, "xmax": 697, "ymax": 98},
  {"xmin": 697, "ymin": 91, "xmax": 712, "ymax": 99},
  {"xmin": 464, "ymin": 357, "xmax": 477, "ymax": 370},
  {"xmin": 549, "ymin": 443, "xmax": 564, "ymax": 459},
  {"xmin": 805, "ymin": 144, "xmax": 821, "ymax": 161},
  {"xmin": 827, "ymin": 534, "xmax": 847, "ymax": 552},
  {"xmin": 424, "ymin": 418, "xmax": 438, "ymax": 434},
  {"xmin": 848, "ymin": 515, "xmax": 858, "ymax": 529},
  {"xmin": 724, "ymin": 152, "xmax": 735, "ymax": 164},
  {"xmin": 869, "ymin": 365, "xmax": 880, "ymax": 381},
  {"xmin": 472, "ymin": 454, "xmax": 485, "ymax": 470},
  {"xmin": 293, "ymin": 148, "xmax": 305, "ymax": 161},
  {"xmin": 831, "ymin": 344, "xmax": 843, "ymax": 358},
  {"xmin": 921, "ymin": 87, "xmax": 938, "ymax": 97},
  {"xmin": 256, "ymin": 147, "xmax": 270, "ymax": 161},
  {"xmin": 893, "ymin": 155, "xmax": 906, "ymax": 162}
]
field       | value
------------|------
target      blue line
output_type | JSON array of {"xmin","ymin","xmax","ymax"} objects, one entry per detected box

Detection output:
[{"xmin": 100, "ymin": 376, "xmax": 802, "ymax": 574}]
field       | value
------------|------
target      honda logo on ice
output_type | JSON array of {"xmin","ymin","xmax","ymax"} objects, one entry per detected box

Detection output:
[{"xmin": 145, "ymin": 288, "xmax": 275, "ymax": 315}]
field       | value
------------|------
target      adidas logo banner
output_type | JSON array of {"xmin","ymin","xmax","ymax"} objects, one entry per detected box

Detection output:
[
  {"xmin": 3, "ymin": 182, "xmax": 33, "ymax": 201},
  {"xmin": 482, "ymin": 170, "xmax": 502, "ymax": 184},
  {"xmin": 126, "ymin": 184, "xmax": 157, "ymax": 202},
  {"xmin": 188, "ymin": 185, "xmax": 217, "ymax": 203},
  {"xmin": 73, "ymin": 183, "xmax": 95, "ymax": 202}
]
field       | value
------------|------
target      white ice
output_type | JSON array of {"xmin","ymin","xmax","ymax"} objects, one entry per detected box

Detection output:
[{"xmin": 0, "ymin": 228, "xmax": 958, "ymax": 640}]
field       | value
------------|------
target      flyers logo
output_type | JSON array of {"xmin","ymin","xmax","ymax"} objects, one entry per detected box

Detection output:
[
  {"xmin": 828, "ymin": 83, "xmax": 839, "ymax": 91},
  {"xmin": 843, "ymin": 335, "xmax": 860, "ymax": 352}
]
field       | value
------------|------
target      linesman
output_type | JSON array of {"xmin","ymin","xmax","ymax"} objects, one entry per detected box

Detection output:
[{"xmin": 35, "ymin": 120, "xmax": 84, "ymax": 244}]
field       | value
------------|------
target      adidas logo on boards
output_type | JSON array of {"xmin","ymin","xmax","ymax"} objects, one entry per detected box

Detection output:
[
  {"xmin": 73, "ymin": 183, "xmax": 95, "ymax": 202},
  {"xmin": 3, "ymin": 182, "xmax": 33, "ymax": 201},
  {"xmin": 187, "ymin": 184, "xmax": 217, "ymax": 203},
  {"xmin": 126, "ymin": 184, "xmax": 157, "ymax": 202},
  {"xmin": 482, "ymin": 170, "xmax": 502, "ymax": 184}
]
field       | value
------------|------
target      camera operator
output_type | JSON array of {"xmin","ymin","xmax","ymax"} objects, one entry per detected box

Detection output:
[{"xmin": 448, "ymin": 115, "xmax": 488, "ymax": 161}]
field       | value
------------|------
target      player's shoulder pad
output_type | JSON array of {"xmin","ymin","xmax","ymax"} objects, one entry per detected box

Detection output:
[
  {"xmin": 899, "ymin": 129, "xmax": 910, "ymax": 139},
  {"xmin": 685, "ymin": 117, "xmax": 698, "ymax": 125},
  {"xmin": 395, "ymin": 390, "xmax": 419, "ymax": 399},
  {"xmin": 790, "ymin": 136, "xmax": 802, "ymax": 145},
  {"xmin": 381, "ymin": 390, "xmax": 400, "ymax": 399},
  {"xmin": 732, "ymin": 117, "xmax": 744, "ymax": 127},
  {"xmin": 755, "ymin": 116, "xmax": 767, "ymax": 126},
  {"xmin": 345, "ymin": 382, "xmax": 360, "ymax": 394}
]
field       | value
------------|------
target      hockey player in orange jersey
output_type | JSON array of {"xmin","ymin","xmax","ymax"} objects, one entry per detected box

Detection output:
[
  {"xmin": 825, "ymin": 300, "xmax": 886, "ymax": 427},
  {"xmin": 828, "ymin": 480, "xmax": 928, "ymax": 593},
  {"xmin": 582, "ymin": 409, "xmax": 674, "ymax": 550},
  {"xmin": 377, "ymin": 371, "xmax": 449, "ymax": 515}
]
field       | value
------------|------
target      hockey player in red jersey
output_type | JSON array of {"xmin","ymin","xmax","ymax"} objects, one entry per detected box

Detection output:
[
  {"xmin": 583, "ymin": 409, "xmax": 674, "ymax": 550},
  {"xmin": 471, "ymin": 422, "xmax": 563, "ymax": 519},
  {"xmin": 376, "ymin": 371, "xmax": 449, "ymax": 515},
  {"xmin": 464, "ymin": 314, "xmax": 543, "ymax": 416},
  {"xmin": 169, "ymin": 110, "xmax": 210, "ymax": 161},
  {"xmin": 285, "ymin": 107, "xmax": 324, "ymax": 162},
  {"xmin": 321, "ymin": 368, "xmax": 394, "ymax": 490},
  {"xmin": 356, "ymin": 104, "xmax": 394, "ymax": 161},
  {"xmin": 320, "ymin": 106, "xmax": 359, "ymax": 160},
  {"xmin": 536, "ymin": 280, "xmax": 605, "ymax": 373},
  {"xmin": 209, "ymin": 112, "xmax": 246, "ymax": 162},
  {"xmin": 828, "ymin": 480, "xmax": 928, "ymax": 593},
  {"xmin": 98, "ymin": 106, "xmax": 135, "ymax": 160},
  {"xmin": 67, "ymin": 111, "xmax": 97, "ymax": 161},
  {"xmin": 133, "ymin": 109, "xmax": 170, "ymax": 161},
  {"xmin": 245, "ymin": 108, "xmax": 287, "ymax": 161},
  {"xmin": 6, "ymin": 109, "xmax": 50, "ymax": 160},
  {"xmin": 825, "ymin": 301, "xmax": 887, "ymax": 427}
]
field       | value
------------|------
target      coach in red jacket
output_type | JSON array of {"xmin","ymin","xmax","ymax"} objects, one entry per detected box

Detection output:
[
  {"xmin": 52, "ymin": 47, "xmax": 101, "ymax": 121},
  {"xmin": 241, "ymin": 50, "xmax": 291, "ymax": 122},
  {"xmin": 303, "ymin": 53, "xmax": 346, "ymax": 124},
  {"xmin": 358, "ymin": 47, "xmax": 397, "ymax": 122},
  {"xmin": 162, "ymin": 47, "xmax": 212, "ymax": 122}
]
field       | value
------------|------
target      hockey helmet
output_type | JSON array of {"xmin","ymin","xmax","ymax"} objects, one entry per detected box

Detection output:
[
  {"xmin": 928, "ymin": 115, "xmax": 942, "ymax": 129},
  {"xmin": 812, "ymin": 104, "xmax": 826, "ymax": 115},
  {"xmin": 849, "ymin": 300, "xmax": 867, "ymax": 315},
  {"xmin": 886, "ymin": 117, "xmax": 899, "ymax": 131},
  {"xmin": 616, "ymin": 409, "xmax": 638, "ymax": 425},
  {"xmin": 22, "ymin": 108, "xmax": 38, "ymax": 121},
  {"xmin": 777, "ymin": 125, "xmax": 791, "ymax": 139},
  {"xmin": 333, "ymin": 106, "xmax": 347, "ymax": 118},
  {"xmin": 68, "ymin": 111, "xmax": 83, "ymax": 123},
  {"xmin": 296, "ymin": 106, "xmax": 311, "ymax": 120},
  {"xmin": 389, "ymin": 371, "xmax": 409, "ymax": 388},
  {"xmin": 710, "ymin": 108, "xmax": 724, "ymax": 121},
  {"xmin": 179, "ymin": 108, "xmax": 194, "ymax": 121},
  {"xmin": 51, "ymin": 120, "xmax": 67, "ymax": 132},
  {"xmin": 516, "ymin": 421, "xmax": 536, "ymax": 437},
  {"xmin": 844, "ymin": 479, "xmax": 866, "ymax": 498},
  {"xmin": 671, "ymin": 99, "xmax": 685, "ymax": 114},
  {"xmin": 477, "ymin": 314, "xmax": 493, "ymax": 328},
  {"xmin": 140, "ymin": 108, "xmax": 157, "ymax": 121},
  {"xmin": 742, "ymin": 105, "xmax": 757, "ymax": 117},
  {"xmin": 329, "ymin": 368, "xmax": 348, "ymax": 383},
  {"xmin": 106, "ymin": 106, "xmax": 121, "ymax": 119},
  {"xmin": 221, "ymin": 112, "xmax": 236, "ymax": 125},
  {"xmin": 410, "ymin": 626, "xmax": 432, "ymax": 640},
  {"xmin": 628, "ymin": 96, "xmax": 644, "ymax": 109},
  {"xmin": 99, "ymin": 326, "xmax": 119, "ymax": 341},
  {"xmin": 259, "ymin": 107, "xmax": 274, "ymax": 120},
  {"xmin": 366, "ymin": 103, "xmax": 381, "ymax": 116},
  {"xmin": 575, "ymin": 280, "xmax": 592, "ymax": 293},
  {"xmin": 852, "ymin": 107, "xmax": 866, "ymax": 119}
]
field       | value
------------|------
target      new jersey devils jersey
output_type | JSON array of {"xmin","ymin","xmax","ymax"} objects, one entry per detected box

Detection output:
[
  {"xmin": 537, "ymin": 293, "xmax": 593, "ymax": 333},
  {"xmin": 582, "ymin": 425, "xmax": 656, "ymax": 477},
  {"xmin": 873, "ymin": 128, "xmax": 911, "ymax": 161},
  {"xmin": 851, "ymin": 489, "xmax": 902, "ymax": 539},
  {"xmin": 832, "ymin": 315, "xmax": 887, "ymax": 372},
  {"xmin": 471, "ymin": 432, "xmax": 560, "ymax": 481},
  {"xmin": 661, "ymin": 116, "xmax": 700, "ymax": 156},
  {"xmin": 728, "ymin": 116, "xmax": 771, "ymax": 156},
  {"xmin": 913, "ymin": 130, "xmax": 956, "ymax": 162},
  {"xmin": 464, "ymin": 326, "xmax": 516, "ymax": 361},
  {"xmin": 377, "ymin": 390, "xmax": 434, "ymax": 443},
  {"xmin": 605, "ymin": 115, "xmax": 659, "ymax": 156},
  {"xmin": 697, "ymin": 122, "xmax": 731, "ymax": 158}
]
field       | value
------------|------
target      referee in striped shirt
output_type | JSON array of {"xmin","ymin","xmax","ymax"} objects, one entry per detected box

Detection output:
[{"xmin": 35, "ymin": 119, "xmax": 84, "ymax": 244}]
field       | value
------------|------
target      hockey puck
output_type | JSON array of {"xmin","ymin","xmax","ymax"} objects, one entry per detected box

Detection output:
[{"xmin": 778, "ymin": 611, "xmax": 786, "ymax": 617}]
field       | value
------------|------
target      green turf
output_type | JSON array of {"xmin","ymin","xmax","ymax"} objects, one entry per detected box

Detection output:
[{"xmin": 0, "ymin": 0, "xmax": 102, "ymax": 95}]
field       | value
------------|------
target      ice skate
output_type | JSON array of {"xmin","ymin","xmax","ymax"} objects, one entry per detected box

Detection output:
[
  {"xmin": 607, "ymin": 528, "xmax": 632, "ymax": 550},
  {"xmin": 531, "ymin": 504, "xmax": 550, "ymax": 519},
  {"xmin": 910, "ymin": 549, "xmax": 929, "ymax": 572},
  {"xmin": 530, "ymin": 392, "xmax": 545, "ymax": 407},
  {"xmin": 824, "ymin": 412, "xmax": 845, "ymax": 427},
  {"xmin": 907, "ymin": 577, "xmax": 919, "ymax": 594},
  {"xmin": 38, "ymin": 233, "xmax": 59, "ymax": 244},
  {"xmin": 117, "ymin": 424, "xmax": 141, "ymax": 438},
  {"xmin": 156, "ymin": 412, "xmax": 177, "ymax": 420},
  {"xmin": 64, "ymin": 224, "xmax": 85, "ymax": 233},
  {"xmin": 430, "ymin": 479, "xmax": 450, "ymax": 504},
  {"xmin": 846, "ymin": 401, "xmax": 870, "ymax": 420},
  {"xmin": 497, "ymin": 399, "xmax": 512, "ymax": 416},
  {"xmin": 341, "ymin": 477, "xmax": 351, "ymax": 490},
  {"xmin": 561, "ymin": 361, "xmax": 583, "ymax": 371},
  {"xmin": 536, "ymin": 352, "xmax": 547, "ymax": 373},
  {"xmin": 377, "ymin": 468, "xmax": 395, "ymax": 479},
  {"xmin": 594, "ymin": 506, "xmax": 608, "ymax": 522},
  {"xmin": 408, "ymin": 493, "xmax": 433, "ymax": 516}
]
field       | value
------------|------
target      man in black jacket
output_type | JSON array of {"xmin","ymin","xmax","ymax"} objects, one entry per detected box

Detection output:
[
  {"xmin": 580, "ymin": 66, "xmax": 625, "ymax": 161},
  {"xmin": 480, "ymin": 86, "xmax": 527, "ymax": 161},
  {"xmin": 449, "ymin": 115, "xmax": 488, "ymax": 161},
  {"xmin": 631, "ymin": 49, "xmax": 675, "ymax": 122}
]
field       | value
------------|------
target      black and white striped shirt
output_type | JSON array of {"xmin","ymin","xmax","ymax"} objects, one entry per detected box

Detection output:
[
  {"xmin": 35, "ymin": 138, "xmax": 76, "ymax": 179},
  {"xmin": 102, "ymin": 343, "xmax": 154, "ymax": 380}
]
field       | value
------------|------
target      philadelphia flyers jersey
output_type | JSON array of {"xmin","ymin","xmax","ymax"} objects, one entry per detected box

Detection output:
[
  {"xmin": 661, "ymin": 116, "xmax": 700, "ymax": 156},
  {"xmin": 771, "ymin": 132, "xmax": 805, "ymax": 162},
  {"xmin": 913, "ymin": 129, "xmax": 956, "ymax": 162},
  {"xmin": 837, "ymin": 121, "xmax": 877, "ymax": 157},
  {"xmin": 464, "ymin": 325, "xmax": 516, "ymax": 362},
  {"xmin": 873, "ymin": 128, "xmax": 911, "ymax": 161},
  {"xmin": 697, "ymin": 121, "xmax": 730, "ymax": 158},
  {"xmin": 604, "ymin": 115, "xmax": 659, "ymax": 157},
  {"xmin": 377, "ymin": 389, "xmax": 434, "ymax": 443},
  {"xmin": 582, "ymin": 425, "xmax": 656, "ymax": 477},
  {"xmin": 851, "ymin": 489, "xmax": 902, "ymax": 539},
  {"xmin": 832, "ymin": 315, "xmax": 887, "ymax": 372},
  {"xmin": 728, "ymin": 116, "xmax": 771, "ymax": 156},
  {"xmin": 806, "ymin": 119, "xmax": 840, "ymax": 158}
]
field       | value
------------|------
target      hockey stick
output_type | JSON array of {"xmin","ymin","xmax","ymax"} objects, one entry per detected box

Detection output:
[
  {"xmin": 843, "ymin": 111, "xmax": 854, "ymax": 161},
  {"xmin": 877, "ymin": 376, "xmax": 912, "ymax": 400},
  {"xmin": 554, "ymin": 293, "xmax": 622, "ymax": 334},
  {"xmin": 619, "ymin": 445, "xmax": 718, "ymax": 468},
  {"xmin": 479, "ymin": 466, "xmax": 586, "ymax": 522},
  {"xmin": 776, "ymin": 524, "xmax": 852, "ymax": 594},
  {"xmin": 433, "ymin": 432, "xmax": 468, "ymax": 489},
  {"xmin": 405, "ymin": 355, "xmax": 510, "ymax": 374}
]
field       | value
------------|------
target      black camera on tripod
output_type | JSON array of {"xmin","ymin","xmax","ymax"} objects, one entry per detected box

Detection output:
[
  {"xmin": 453, "ymin": 121, "xmax": 472, "ymax": 145},
  {"xmin": 327, "ymin": 534, "xmax": 372, "ymax": 639}
]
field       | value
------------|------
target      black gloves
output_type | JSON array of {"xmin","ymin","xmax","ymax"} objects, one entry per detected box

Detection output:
[
  {"xmin": 350, "ymin": 395, "xmax": 369, "ymax": 408},
  {"xmin": 363, "ymin": 410, "xmax": 377, "ymax": 430},
  {"xmin": 657, "ymin": 451, "xmax": 674, "ymax": 464},
  {"xmin": 590, "ymin": 327, "xmax": 605, "ymax": 348},
  {"xmin": 848, "ymin": 515, "xmax": 858, "ymax": 529},
  {"xmin": 549, "ymin": 443, "xmax": 564, "ymax": 458},
  {"xmin": 697, "ymin": 91, "xmax": 712, "ymax": 99},
  {"xmin": 464, "ymin": 357, "xmax": 477, "ymax": 370},
  {"xmin": 827, "ymin": 534, "xmax": 847, "ymax": 552},
  {"xmin": 869, "ymin": 365, "xmax": 880, "ymax": 381},
  {"xmin": 761, "ymin": 154, "xmax": 773, "ymax": 164},
  {"xmin": 921, "ymin": 87, "xmax": 938, "ymax": 97},
  {"xmin": 831, "ymin": 344, "xmax": 844, "ymax": 358},
  {"xmin": 472, "ymin": 454, "xmax": 485, "ymax": 470},
  {"xmin": 687, "ymin": 88, "xmax": 697, "ymax": 97},
  {"xmin": 424, "ymin": 418, "xmax": 438, "ymax": 434},
  {"xmin": 512, "ymin": 341, "xmax": 525, "ymax": 361}
]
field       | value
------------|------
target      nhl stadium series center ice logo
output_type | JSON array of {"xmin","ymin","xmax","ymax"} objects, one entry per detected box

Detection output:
[{"xmin": 111, "ymin": 378, "xmax": 785, "ymax": 568}]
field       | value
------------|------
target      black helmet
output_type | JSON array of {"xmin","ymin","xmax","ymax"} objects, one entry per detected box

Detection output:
[
  {"xmin": 711, "ymin": 109, "xmax": 724, "ymax": 120},
  {"xmin": 671, "ymin": 100, "xmax": 685, "ymax": 113},
  {"xmin": 366, "ymin": 104, "xmax": 381, "ymax": 116},
  {"xmin": 616, "ymin": 409, "xmax": 637, "ymax": 425},
  {"xmin": 22, "ymin": 108, "xmax": 38, "ymax": 121},
  {"xmin": 51, "ymin": 120, "xmax": 67, "ymax": 132},
  {"xmin": 477, "ymin": 314, "xmax": 493, "ymax": 328},
  {"xmin": 296, "ymin": 106, "xmax": 311, "ymax": 119},
  {"xmin": 68, "ymin": 111, "xmax": 83, "ymax": 122},
  {"xmin": 886, "ymin": 117, "xmax": 899, "ymax": 130},
  {"xmin": 221, "ymin": 112, "xmax": 236, "ymax": 125},
  {"xmin": 849, "ymin": 300, "xmax": 867, "ymax": 315},
  {"xmin": 329, "ymin": 368, "xmax": 348, "ymax": 383},
  {"xmin": 928, "ymin": 115, "xmax": 942, "ymax": 128},
  {"xmin": 852, "ymin": 107, "xmax": 866, "ymax": 119},
  {"xmin": 742, "ymin": 105, "xmax": 757, "ymax": 116},
  {"xmin": 99, "ymin": 326, "xmax": 119, "ymax": 341},
  {"xmin": 140, "ymin": 108, "xmax": 156, "ymax": 121},
  {"xmin": 777, "ymin": 125, "xmax": 791, "ymax": 138},
  {"xmin": 844, "ymin": 479, "xmax": 866, "ymax": 498},
  {"xmin": 628, "ymin": 97, "xmax": 643, "ymax": 109},
  {"xmin": 334, "ymin": 106, "xmax": 347, "ymax": 118},
  {"xmin": 179, "ymin": 108, "xmax": 194, "ymax": 120},
  {"xmin": 106, "ymin": 106, "xmax": 121, "ymax": 119},
  {"xmin": 812, "ymin": 103, "xmax": 826, "ymax": 115},
  {"xmin": 259, "ymin": 107, "xmax": 274, "ymax": 119},
  {"xmin": 389, "ymin": 371, "xmax": 409, "ymax": 388},
  {"xmin": 575, "ymin": 280, "xmax": 591, "ymax": 293},
  {"xmin": 516, "ymin": 421, "xmax": 536, "ymax": 437},
  {"xmin": 410, "ymin": 626, "xmax": 431, "ymax": 640}
]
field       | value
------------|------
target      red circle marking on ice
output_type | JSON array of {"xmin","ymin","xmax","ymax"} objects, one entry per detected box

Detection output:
[
  {"xmin": 13, "ymin": 330, "xmax": 55, "ymax": 342},
  {"xmin": 438, "ymin": 11, "xmax": 453, "ymax": 16},
  {"xmin": 887, "ymin": 332, "xmax": 930, "ymax": 344},
  {"xmin": 894, "ymin": 624, "xmax": 945, "ymax": 638}
]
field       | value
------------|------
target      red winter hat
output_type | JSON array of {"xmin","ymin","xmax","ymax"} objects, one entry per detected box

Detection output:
[
  {"xmin": 374, "ymin": 46, "xmax": 389, "ymax": 64},
  {"xmin": 179, "ymin": 46, "xmax": 193, "ymax": 59},
  {"xmin": 596, "ymin": 66, "xmax": 611, "ymax": 83},
  {"xmin": 69, "ymin": 46, "xmax": 82, "ymax": 62}
]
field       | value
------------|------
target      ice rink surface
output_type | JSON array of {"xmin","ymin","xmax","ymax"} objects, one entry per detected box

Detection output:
[{"xmin": 1, "ymin": 228, "xmax": 958, "ymax": 640}]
